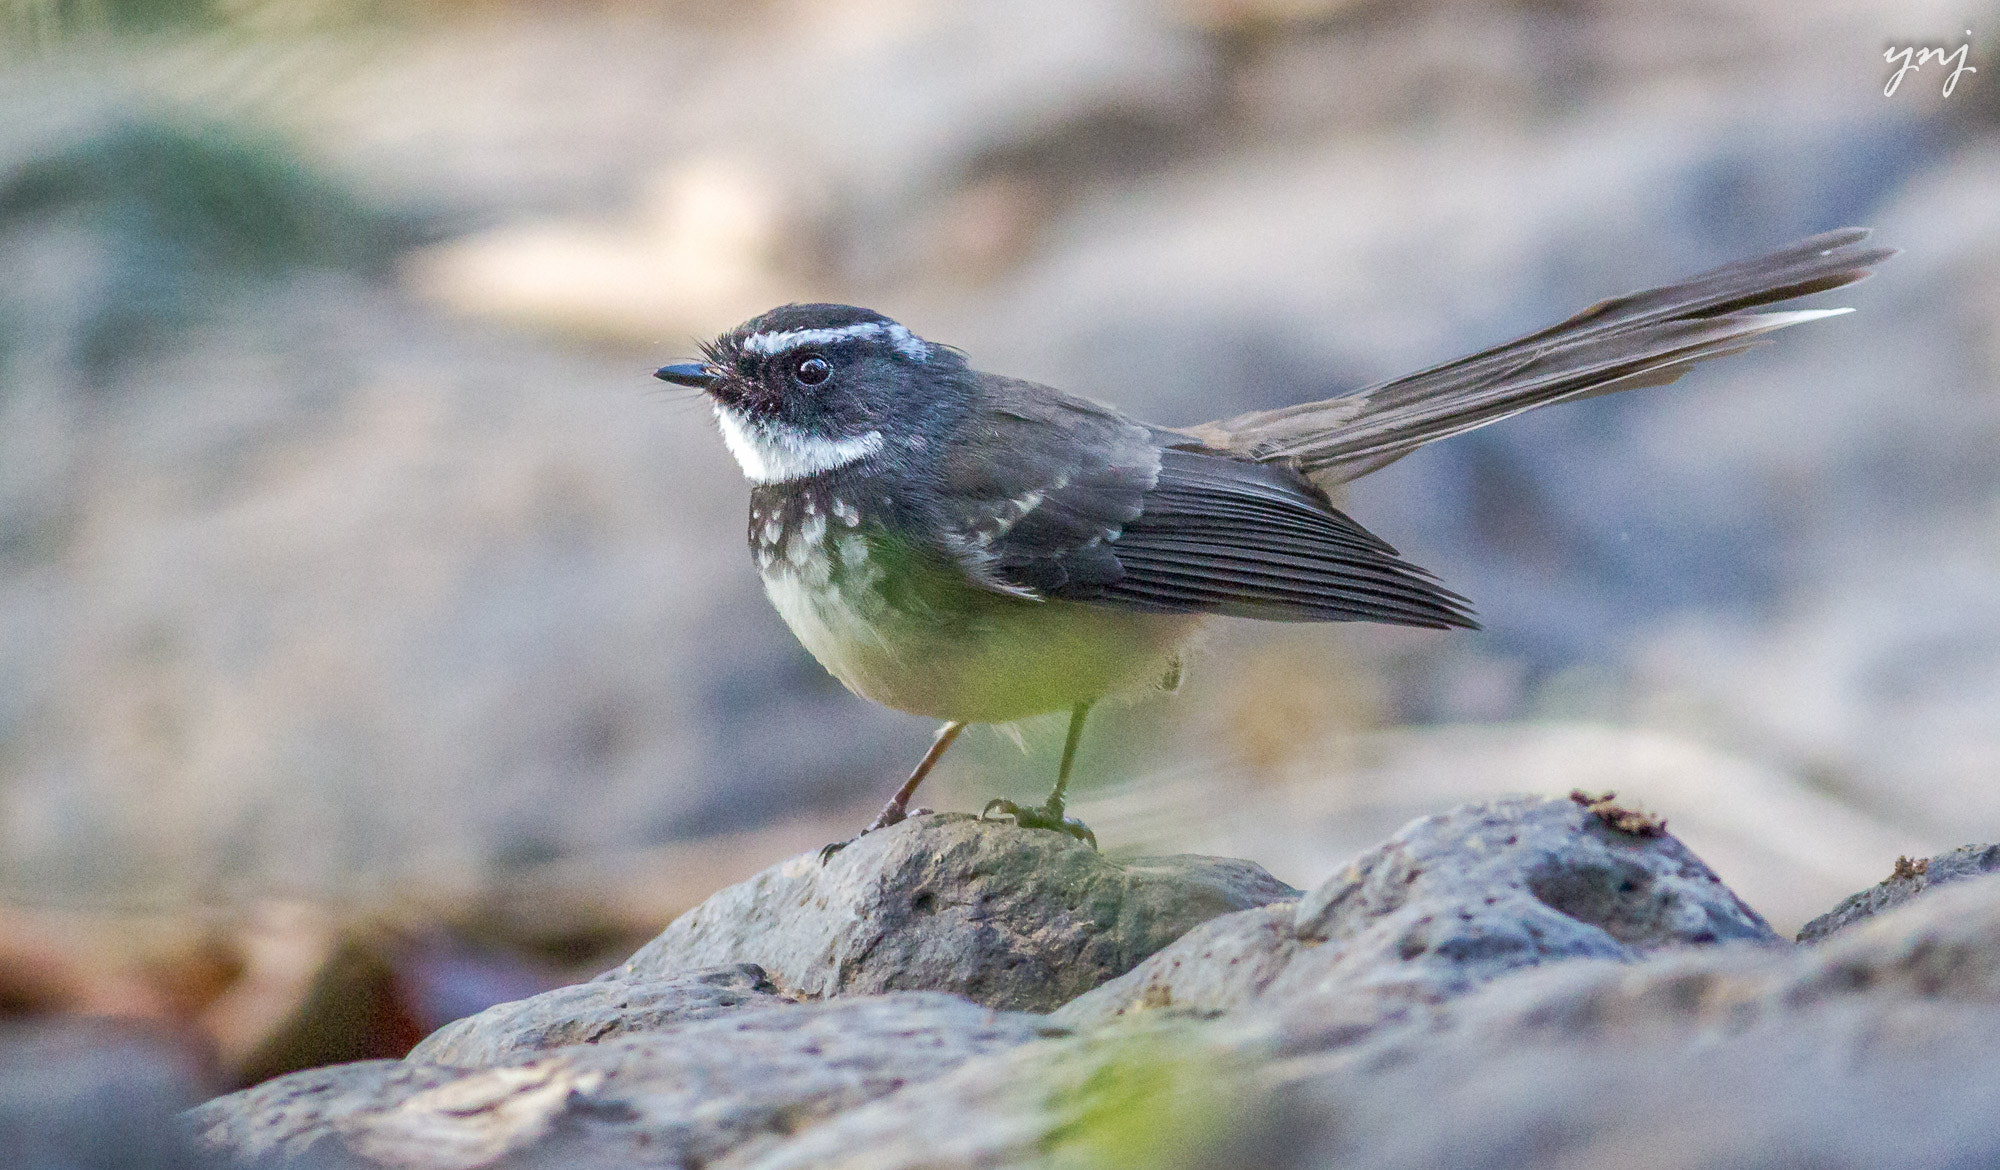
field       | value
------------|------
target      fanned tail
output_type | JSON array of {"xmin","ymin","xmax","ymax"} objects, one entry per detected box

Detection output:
[{"xmin": 1187, "ymin": 228, "xmax": 1896, "ymax": 485}]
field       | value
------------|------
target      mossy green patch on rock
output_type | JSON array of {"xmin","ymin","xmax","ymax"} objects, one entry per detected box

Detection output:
[{"xmin": 1040, "ymin": 1031, "xmax": 1252, "ymax": 1170}]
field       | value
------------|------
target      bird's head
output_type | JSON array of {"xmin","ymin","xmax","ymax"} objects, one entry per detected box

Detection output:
[{"xmin": 657, "ymin": 304, "xmax": 965, "ymax": 485}]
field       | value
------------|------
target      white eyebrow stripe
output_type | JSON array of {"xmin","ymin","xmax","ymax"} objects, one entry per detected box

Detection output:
[
  {"xmin": 713, "ymin": 405, "xmax": 886, "ymax": 484},
  {"xmin": 740, "ymin": 321, "xmax": 930, "ymax": 361}
]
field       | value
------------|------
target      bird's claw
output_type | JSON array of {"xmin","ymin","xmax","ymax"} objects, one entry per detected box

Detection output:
[
  {"xmin": 980, "ymin": 798, "xmax": 1097, "ymax": 850},
  {"xmin": 817, "ymin": 807, "xmax": 936, "ymax": 864}
]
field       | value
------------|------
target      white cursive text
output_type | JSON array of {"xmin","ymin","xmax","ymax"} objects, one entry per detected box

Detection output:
[{"xmin": 1884, "ymin": 33, "xmax": 1978, "ymax": 97}]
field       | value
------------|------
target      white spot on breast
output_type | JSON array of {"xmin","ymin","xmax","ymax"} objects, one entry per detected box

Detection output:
[
  {"xmin": 782, "ymin": 512, "xmax": 832, "ymax": 586},
  {"xmin": 831, "ymin": 498, "xmax": 861, "ymax": 527}
]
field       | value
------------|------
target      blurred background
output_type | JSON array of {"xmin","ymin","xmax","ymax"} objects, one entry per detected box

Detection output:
[{"xmin": 1, "ymin": 0, "xmax": 1997, "ymax": 1124}]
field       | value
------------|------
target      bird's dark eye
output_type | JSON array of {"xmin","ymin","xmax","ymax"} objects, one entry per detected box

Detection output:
[{"xmin": 792, "ymin": 354, "xmax": 831, "ymax": 385}]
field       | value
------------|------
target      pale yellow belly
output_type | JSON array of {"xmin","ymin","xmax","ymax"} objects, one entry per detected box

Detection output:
[{"xmin": 762, "ymin": 567, "xmax": 1202, "ymax": 724}]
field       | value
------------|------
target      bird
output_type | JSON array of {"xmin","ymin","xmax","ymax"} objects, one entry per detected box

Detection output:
[{"xmin": 655, "ymin": 228, "xmax": 1893, "ymax": 855}]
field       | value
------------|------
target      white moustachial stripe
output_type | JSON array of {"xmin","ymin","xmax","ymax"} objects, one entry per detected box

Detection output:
[
  {"xmin": 714, "ymin": 405, "xmax": 885, "ymax": 484},
  {"xmin": 741, "ymin": 321, "xmax": 930, "ymax": 362}
]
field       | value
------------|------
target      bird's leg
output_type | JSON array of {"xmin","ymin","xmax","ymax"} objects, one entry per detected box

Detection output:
[
  {"xmin": 819, "ymin": 721, "xmax": 965, "ymax": 863},
  {"xmin": 869, "ymin": 720, "xmax": 966, "ymax": 830},
  {"xmin": 982, "ymin": 702, "xmax": 1097, "ymax": 849}
]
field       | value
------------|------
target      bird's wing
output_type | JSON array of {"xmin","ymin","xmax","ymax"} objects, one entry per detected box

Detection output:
[
  {"xmin": 1188, "ymin": 228, "xmax": 1896, "ymax": 484},
  {"xmin": 939, "ymin": 378, "xmax": 1475, "ymax": 628},
  {"xmin": 933, "ymin": 376, "xmax": 1156, "ymax": 599},
  {"xmin": 1066, "ymin": 445, "xmax": 1476, "ymax": 627}
]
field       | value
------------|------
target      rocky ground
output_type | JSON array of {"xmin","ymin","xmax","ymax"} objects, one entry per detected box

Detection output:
[{"xmin": 159, "ymin": 798, "xmax": 2000, "ymax": 1168}]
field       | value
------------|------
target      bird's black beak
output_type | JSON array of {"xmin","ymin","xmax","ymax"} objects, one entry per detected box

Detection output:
[{"xmin": 654, "ymin": 362, "xmax": 719, "ymax": 389}]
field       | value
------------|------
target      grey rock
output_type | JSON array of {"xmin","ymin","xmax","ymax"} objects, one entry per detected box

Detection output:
[
  {"xmin": 203, "ymin": 802, "xmax": 2000, "ymax": 1170},
  {"xmin": 731, "ymin": 1017, "xmax": 1242, "ymax": 1170},
  {"xmin": 1279, "ymin": 871, "xmax": 2000, "ymax": 1169},
  {"xmin": 1293, "ymin": 998, "xmax": 2000, "ymax": 1170},
  {"xmin": 187, "ymin": 993, "xmax": 1061, "ymax": 1169},
  {"xmin": 1786, "ymin": 871, "xmax": 2000, "ymax": 1006},
  {"xmin": 405, "ymin": 963, "xmax": 795, "ymax": 1068},
  {"xmin": 742, "ymin": 870, "xmax": 2000, "ymax": 1170},
  {"xmin": 1797, "ymin": 843, "xmax": 2000, "ymax": 943},
  {"xmin": 609, "ymin": 813, "xmax": 1299, "ymax": 1012},
  {"xmin": 1404, "ymin": 870, "xmax": 2000, "ymax": 1047},
  {"xmin": 1057, "ymin": 795, "xmax": 1776, "ymax": 1029}
]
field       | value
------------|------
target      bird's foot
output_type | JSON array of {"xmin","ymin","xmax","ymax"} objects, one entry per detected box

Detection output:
[
  {"xmin": 818, "ymin": 806, "xmax": 932, "ymax": 863},
  {"xmin": 980, "ymin": 798, "xmax": 1097, "ymax": 850}
]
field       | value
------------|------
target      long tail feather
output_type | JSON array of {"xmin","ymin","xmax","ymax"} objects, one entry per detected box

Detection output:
[{"xmin": 1187, "ymin": 228, "xmax": 1896, "ymax": 484}]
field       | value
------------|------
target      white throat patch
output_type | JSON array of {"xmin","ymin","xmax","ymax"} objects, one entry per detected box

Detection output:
[
  {"xmin": 741, "ymin": 321, "xmax": 930, "ymax": 362},
  {"xmin": 714, "ymin": 405, "xmax": 885, "ymax": 484}
]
